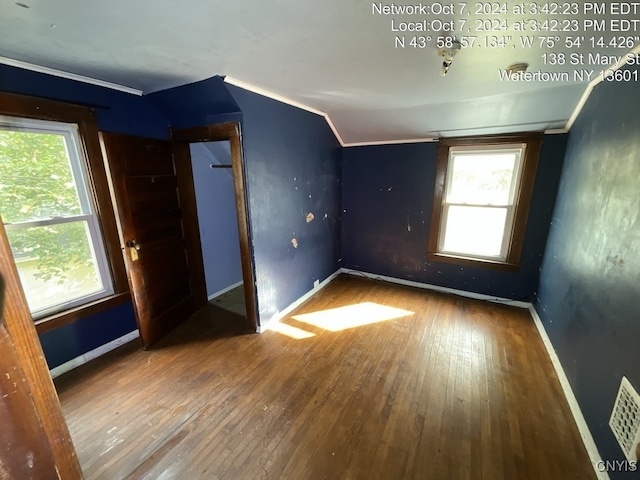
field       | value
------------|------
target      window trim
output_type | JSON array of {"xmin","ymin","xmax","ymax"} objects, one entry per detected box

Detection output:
[
  {"xmin": 1, "ymin": 116, "xmax": 116, "ymax": 317},
  {"xmin": 427, "ymin": 133, "xmax": 542, "ymax": 272},
  {"xmin": 0, "ymin": 92, "xmax": 130, "ymax": 332}
]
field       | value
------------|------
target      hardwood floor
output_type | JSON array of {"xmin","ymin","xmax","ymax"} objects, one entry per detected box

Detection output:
[{"xmin": 54, "ymin": 275, "xmax": 596, "ymax": 479}]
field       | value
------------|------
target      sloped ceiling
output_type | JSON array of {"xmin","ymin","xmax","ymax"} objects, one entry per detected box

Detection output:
[{"xmin": 1, "ymin": 0, "xmax": 637, "ymax": 144}]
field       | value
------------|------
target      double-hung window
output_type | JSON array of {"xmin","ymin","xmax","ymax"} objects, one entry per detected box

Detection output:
[
  {"xmin": 0, "ymin": 93, "xmax": 128, "ymax": 329},
  {"xmin": 428, "ymin": 135, "xmax": 541, "ymax": 271},
  {"xmin": 0, "ymin": 115, "xmax": 114, "ymax": 318}
]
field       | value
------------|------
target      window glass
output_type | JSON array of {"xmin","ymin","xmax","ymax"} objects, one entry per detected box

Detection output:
[
  {"xmin": 441, "ymin": 205, "xmax": 508, "ymax": 257},
  {"xmin": 447, "ymin": 150, "xmax": 520, "ymax": 205},
  {"xmin": 0, "ymin": 116, "xmax": 113, "ymax": 318},
  {"xmin": 437, "ymin": 144, "xmax": 525, "ymax": 261}
]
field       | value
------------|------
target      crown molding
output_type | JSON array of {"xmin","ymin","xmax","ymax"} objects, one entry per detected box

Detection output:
[
  {"xmin": 0, "ymin": 56, "xmax": 143, "ymax": 96},
  {"xmin": 342, "ymin": 137, "xmax": 438, "ymax": 147},
  {"xmin": 224, "ymin": 76, "xmax": 586, "ymax": 147},
  {"xmin": 224, "ymin": 76, "xmax": 345, "ymax": 145},
  {"xmin": 5, "ymin": 51, "xmax": 637, "ymax": 144},
  {"xmin": 565, "ymin": 43, "xmax": 640, "ymax": 131}
]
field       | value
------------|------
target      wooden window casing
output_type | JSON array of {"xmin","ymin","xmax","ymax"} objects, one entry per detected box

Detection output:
[
  {"xmin": 0, "ymin": 92, "xmax": 130, "ymax": 333},
  {"xmin": 427, "ymin": 134, "xmax": 542, "ymax": 272}
]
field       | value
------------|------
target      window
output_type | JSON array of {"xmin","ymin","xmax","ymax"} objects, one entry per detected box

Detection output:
[
  {"xmin": 428, "ymin": 134, "xmax": 541, "ymax": 271},
  {"xmin": 0, "ymin": 92, "xmax": 128, "ymax": 330},
  {"xmin": 0, "ymin": 116, "xmax": 114, "ymax": 317}
]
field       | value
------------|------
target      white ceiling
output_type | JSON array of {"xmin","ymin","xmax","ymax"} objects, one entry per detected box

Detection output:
[{"xmin": 1, "ymin": 0, "xmax": 636, "ymax": 144}]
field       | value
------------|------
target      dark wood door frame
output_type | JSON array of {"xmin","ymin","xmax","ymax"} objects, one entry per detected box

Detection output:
[{"xmin": 172, "ymin": 122, "xmax": 258, "ymax": 332}]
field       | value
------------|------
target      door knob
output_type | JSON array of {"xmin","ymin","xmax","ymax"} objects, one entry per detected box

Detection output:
[
  {"xmin": 126, "ymin": 240, "xmax": 141, "ymax": 251},
  {"xmin": 126, "ymin": 240, "xmax": 141, "ymax": 262}
]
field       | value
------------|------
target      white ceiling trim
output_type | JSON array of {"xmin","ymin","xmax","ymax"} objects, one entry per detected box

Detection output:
[
  {"xmin": 228, "ymin": 42, "xmax": 640, "ymax": 146},
  {"xmin": 223, "ymin": 76, "xmax": 326, "ymax": 117},
  {"xmin": 544, "ymin": 128, "xmax": 569, "ymax": 135},
  {"xmin": 343, "ymin": 138, "xmax": 438, "ymax": 147},
  {"xmin": 565, "ymin": 43, "xmax": 640, "ymax": 131},
  {"xmin": 2, "ymin": 55, "xmax": 637, "ymax": 144},
  {"xmin": 565, "ymin": 84, "xmax": 595, "ymax": 133},
  {"xmin": 224, "ymin": 76, "xmax": 575, "ymax": 145},
  {"xmin": 342, "ymin": 137, "xmax": 438, "ymax": 147},
  {"xmin": 0, "ymin": 56, "xmax": 143, "ymax": 96},
  {"xmin": 224, "ymin": 75, "xmax": 345, "ymax": 145},
  {"xmin": 224, "ymin": 76, "xmax": 442, "ymax": 147}
]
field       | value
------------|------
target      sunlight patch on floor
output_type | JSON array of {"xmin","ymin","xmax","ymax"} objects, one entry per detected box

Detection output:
[
  {"xmin": 266, "ymin": 320, "xmax": 316, "ymax": 339},
  {"xmin": 291, "ymin": 302, "xmax": 414, "ymax": 332}
]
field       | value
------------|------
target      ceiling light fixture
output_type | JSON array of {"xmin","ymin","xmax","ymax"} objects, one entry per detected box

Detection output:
[{"xmin": 437, "ymin": 40, "xmax": 462, "ymax": 76}]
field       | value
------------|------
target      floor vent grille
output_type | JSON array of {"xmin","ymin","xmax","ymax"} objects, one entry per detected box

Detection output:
[{"xmin": 609, "ymin": 376, "xmax": 640, "ymax": 462}]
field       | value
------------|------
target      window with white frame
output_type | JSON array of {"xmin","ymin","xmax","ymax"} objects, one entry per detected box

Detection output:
[
  {"xmin": 428, "ymin": 135, "xmax": 541, "ymax": 270},
  {"xmin": 0, "ymin": 115, "xmax": 114, "ymax": 318},
  {"xmin": 440, "ymin": 144, "xmax": 525, "ymax": 259}
]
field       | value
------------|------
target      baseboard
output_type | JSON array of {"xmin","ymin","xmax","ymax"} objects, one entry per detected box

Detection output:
[
  {"xmin": 258, "ymin": 269, "xmax": 341, "ymax": 333},
  {"xmin": 340, "ymin": 268, "xmax": 530, "ymax": 308},
  {"xmin": 49, "ymin": 330, "xmax": 140, "ymax": 380},
  {"xmin": 528, "ymin": 305, "xmax": 608, "ymax": 480},
  {"xmin": 207, "ymin": 280, "xmax": 244, "ymax": 301}
]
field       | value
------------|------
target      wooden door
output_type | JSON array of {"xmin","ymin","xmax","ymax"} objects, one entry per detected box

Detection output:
[
  {"xmin": 100, "ymin": 133, "xmax": 207, "ymax": 348},
  {"xmin": 0, "ymin": 223, "xmax": 82, "ymax": 479}
]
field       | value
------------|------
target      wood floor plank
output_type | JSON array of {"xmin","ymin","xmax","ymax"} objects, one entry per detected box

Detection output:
[{"xmin": 54, "ymin": 275, "xmax": 597, "ymax": 479}]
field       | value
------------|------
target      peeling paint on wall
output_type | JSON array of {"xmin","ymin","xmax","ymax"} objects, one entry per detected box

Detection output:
[
  {"xmin": 226, "ymin": 83, "xmax": 341, "ymax": 326},
  {"xmin": 606, "ymin": 254, "xmax": 625, "ymax": 267},
  {"xmin": 306, "ymin": 213, "xmax": 315, "ymax": 223},
  {"xmin": 535, "ymin": 65, "xmax": 640, "ymax": 468},
  {"xmin": 342, "ymin": 138, "xmax": 566, "ymax": 301}
]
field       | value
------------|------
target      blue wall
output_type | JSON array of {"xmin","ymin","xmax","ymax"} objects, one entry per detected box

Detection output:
[
  {"xmin": 3, "ymin": 67, "xmax": 343, "ymax": 365},
  {"xmin": 535, "ymin": 65, "xmax": 640, "ymax": 478},
  {"xmin": 1, "ymin": 65, "xmax": 169, "ymax": 367},
  {"xmin": 0, "ymin": 64, "xmax": 170, "ymax": 139},
  {"xmin": 227, "ymin": 85, "xmax": 342, "ymax": 325},
  {"xmin": 189, "ymin": 142, "xmax": 243, "ymax": 297},
  {"xmin": 39, "ymin": 303, "xmax": 137, "ymax": 369},
  {"xmin": 342, "ymin": 135, "xmax": 567, "ymax": 301},
  {"xmin": 149, "ymin": 76, "xmax": 241, "ymax": 128}
]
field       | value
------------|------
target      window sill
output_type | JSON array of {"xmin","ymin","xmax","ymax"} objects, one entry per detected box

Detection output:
[
  {"xmin": 427, "ymin": 252, "xmax": 520, "ymax": 272},
  {"xmin": 34, "ymin": 291, "xmax": 132, "ymax": 334}
]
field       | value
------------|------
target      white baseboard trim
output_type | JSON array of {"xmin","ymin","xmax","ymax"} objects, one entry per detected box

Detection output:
[
  {"xmin": 340, "ymin": 268, "xmax": 530, "ymax": 308},
  {"xmin": 49, "ymin": 330, "xmax": 140, "ymax": 380},
  {"xmin": 528, "ymin": 305, "xmax": 608, "ymax": 480},
  {"xmin": 259, "ymin": 269, "xmax": 341, "ymax": 333},
  {"xmin": 208, "ymin": 280, "xmax": 244, "ymax": 302}
]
